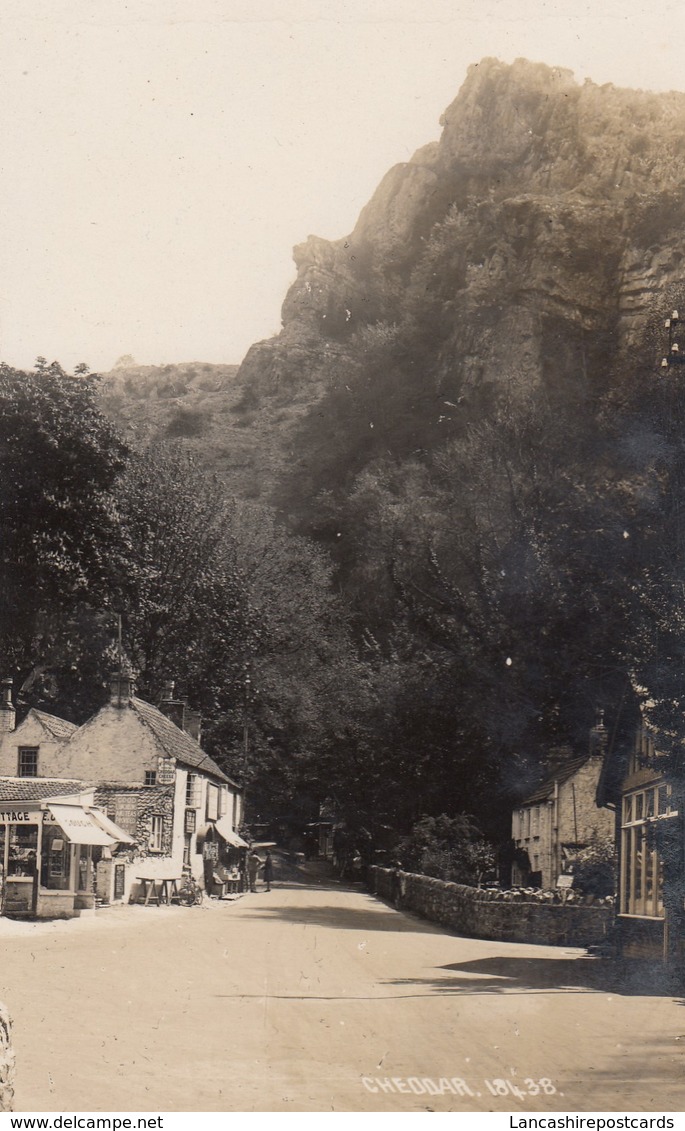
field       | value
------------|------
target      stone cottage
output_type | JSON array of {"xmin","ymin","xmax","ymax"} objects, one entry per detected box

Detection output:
[
  {"xmin": 0, "ymin": 674, "xmax": 243, "ymax": 908},
  {"xmin": 511, "ymin": 716, "xmax": 614, "ymax": 890}
]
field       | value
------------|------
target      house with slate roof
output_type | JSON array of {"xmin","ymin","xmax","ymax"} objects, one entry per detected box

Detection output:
[
  {"xmin": 511, "ymin": 715, "xmax": 614, "ymax": 890},
  {"xmin": 0, "ymin": 698, "xmax": 77, "ymax": 781},
  {"xmin": 0, "ymin": 674, "xmax": 243, "ymax": 907}
]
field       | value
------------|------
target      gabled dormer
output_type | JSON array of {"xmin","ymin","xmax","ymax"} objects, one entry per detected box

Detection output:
[{"xmin": 0, "ymin": 699, "xmax": 77, "ymax": 780}]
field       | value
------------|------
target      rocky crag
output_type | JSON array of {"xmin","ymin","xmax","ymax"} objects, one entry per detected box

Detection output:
[
  {"xmin": 240, "ymin": 57, "xmax": 685, "ymax": 405},
  {"xmin": 106, "ymin": 59, "xmax": 685, "ymax": 512}
]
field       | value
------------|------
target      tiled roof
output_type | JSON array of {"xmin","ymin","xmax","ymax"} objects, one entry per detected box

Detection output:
[
  {"xmin": 131, "ymin": 698, "xmax": 235, "ymax": 786},
  {"xmin": 31, "ymin": 709, "xmax": 78, "ymax": 740},
  {"xmin": 520, "ymin": 755, "xmax": 592, "ymax": 806},
  {"xmin": 0, "ymin": 778, "xmax": 89, "ymax": 801}
]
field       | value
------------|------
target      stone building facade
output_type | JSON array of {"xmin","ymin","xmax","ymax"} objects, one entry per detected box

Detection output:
[
  {"xmin": 511, "ymin": 721, "xmax": 614, "ymax": 890},
  {"xmin": 0, "ymin": 676, "xmax": 243, "ymax": 907}
]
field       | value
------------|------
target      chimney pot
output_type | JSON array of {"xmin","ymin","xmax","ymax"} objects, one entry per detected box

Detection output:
[
  {"xmin": 0, "ymin": 678, "xmax": 15, "ymax": 733},
  {"xmin": 185, "ymin": 709, "xmax": 202, "ymax": 744},
  {"xmin": 589, "ymin": 708, "xmax": 608, "ymax": 758},
  {"xmin": 110, "ymin": 673, "xmax": 135, "ymax": 707},
  {"xmin": 157, "ymin": 682, "xmax": 185, "ymax": 730}
]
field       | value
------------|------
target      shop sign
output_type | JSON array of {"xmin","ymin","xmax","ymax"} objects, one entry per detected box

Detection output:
[
  {"xmin": 0, "ymin": 808, "xmax": 57, "ymax": 825},
  {"xmin": 114, "ymin": 863, "xmax": 126, "ymax": 899},
  {"xmin": 157, "ymin": 757, "xmax": 176, "ymax": 785}
]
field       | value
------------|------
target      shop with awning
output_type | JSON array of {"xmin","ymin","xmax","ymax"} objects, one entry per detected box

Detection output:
[
  {"xmin": 202, "ymin": 817, "xmax": 249, "ymax": 895},
  {"xmin": 214, "ymin": 817, "xmax": 249, "ymax": 849},
  {"xmin": 0, "ymin": 793, "xmax": 134, "ymax": 918}
]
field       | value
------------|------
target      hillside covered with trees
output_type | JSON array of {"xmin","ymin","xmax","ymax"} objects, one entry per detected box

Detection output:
[{"xmin": 6, "ymin": 59, "xmax": 685, "ymax": 858}]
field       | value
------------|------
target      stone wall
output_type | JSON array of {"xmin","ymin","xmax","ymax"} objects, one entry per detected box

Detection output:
[
  {"xmin": 369, "ymin": 867, "xmax": 612, "ymax": 948},
  {"xmin": 95, "ymin": 784, "xmax": 174, "ymax": 857},
  {"xmin": 0, "ymin": 1001, "xmax": 15, "ymax": 1112}
]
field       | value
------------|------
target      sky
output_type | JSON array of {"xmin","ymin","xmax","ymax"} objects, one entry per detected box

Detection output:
[{"xmin": 1, "ymin": 0, "xmax": 685, "ymax": 373}]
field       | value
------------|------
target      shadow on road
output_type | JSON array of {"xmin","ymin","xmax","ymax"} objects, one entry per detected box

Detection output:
[
  {"xmin": 384, "ymin": 954, "xmax": 684, "ymax": 998},
  {"xmin": 238, "ymin": 894, "xmax": 447, "ymax": 934}
]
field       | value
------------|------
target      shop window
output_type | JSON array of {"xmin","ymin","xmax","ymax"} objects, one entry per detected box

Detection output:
[
  {"xmin": 185, "ymin": 773, "xmax": 201, "ymax": 808},
  {"xmin": 7, "ymin": 824, "xmax": 38, "ymax": 876},
  {"xmin": 621, "ymin": 782, "xmax": 677, "ymax": 918},
  {"xmin": 40, "ymin": 827, "xmax": 70, "ymax": 890},
  {"xmin": 149, "ymin": 815, "xmax": 164, "ymax": 853},
  {"xmin": 144, "ymin": 771, "xmax": 157, "ymax": 787},
  {"xmin": 17, "ymin": 747, "xmax": 38, "ymax": 778}
]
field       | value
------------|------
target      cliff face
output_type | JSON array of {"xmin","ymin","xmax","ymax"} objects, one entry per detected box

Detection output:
[
  {"xmin": 106, "ymin": 60, "xmax": 685, "ymax": 513},
  {"xmin": 237, "ymin": 57, "xmax": 685, "ymax": 416}
]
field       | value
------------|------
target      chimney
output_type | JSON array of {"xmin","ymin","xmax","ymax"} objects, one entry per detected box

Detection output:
[
  {"xmin": 543, "ymin": 745, "xmax": 574, "ymax": 780},
  {"xmin": 589, "ymin": 708, "xmax": 608, "ymax": 759},
  {"xmin": 0, "ymin": 679, "xmax": 16, "ymax": 733},
  {"xmin": 109, "ymin": 672, "xmax": 136, "ymax": 708},
  {"xmin": 185, "ymin": 709, "xmax": 202, "ymax": 744},
  {"xmin": 157, "ymin": 680, "xmax": 186, "ymax": 731}
]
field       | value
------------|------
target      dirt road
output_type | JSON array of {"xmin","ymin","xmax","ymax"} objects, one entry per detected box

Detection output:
[{"xmin": 1, "ymin": 873, "xmax": 683, "ymax": 1112}]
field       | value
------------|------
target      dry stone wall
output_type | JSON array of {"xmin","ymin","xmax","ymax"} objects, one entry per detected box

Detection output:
[{"xmin": 369, "ymin": 867, "xmax": 612, "ymax": 948}]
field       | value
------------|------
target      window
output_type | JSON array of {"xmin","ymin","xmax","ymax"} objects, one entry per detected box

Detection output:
[
  {"xmin": 17, "ymin": 747, "xmax": 38, "ymax": 778},
  {"xmin": 621, "ymin": 782, "xmax": 677, "ymax": 918},
  {"xmin": 183, "ymin": 834, "xmax": 192, "ymax": 867},
  {"xmin": 631, "ymin": 726, "xmax": 658, "ymax": 774},
  {"xmin": 206, "ymin": 784, "xmax": 219, "ymax": 822},
  {"xmin": 149, "ymin": 815, "xmax": 164, "ymax": 853},
  {"xmin": 185, "ymin": 773, "xmax": 201, "ymax": 808},
  {"xmin": 144, "ymin": 771, "xmax": 157, "ymax": 787}
]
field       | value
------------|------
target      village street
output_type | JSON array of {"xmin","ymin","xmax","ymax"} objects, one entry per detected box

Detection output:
[{"xmin": 1, "ymin": 868, "xmax": 684, "ymax": 1114}]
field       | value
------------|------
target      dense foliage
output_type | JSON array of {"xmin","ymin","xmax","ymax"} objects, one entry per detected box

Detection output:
[
  {"xmin": 0, "ymin": 361, "xmax": 128, "ymax": 717},
  {"xmin": 397, "ymin": 814, "xmax": 496, "ymax": 886}
]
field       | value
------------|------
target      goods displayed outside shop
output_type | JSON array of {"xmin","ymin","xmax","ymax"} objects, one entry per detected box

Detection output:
[{"xmin": 0, "ymin": 793, "xmax": 134, "ymax": 918}]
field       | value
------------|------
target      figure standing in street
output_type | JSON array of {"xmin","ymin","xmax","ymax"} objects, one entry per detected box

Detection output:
[
  {"xmin": 247, "ymin": 851, "xmax": 260, "ymax": 893},
  {"xmin": 263, "ymin": 850, "xmax": 274, "ymax": 892}
]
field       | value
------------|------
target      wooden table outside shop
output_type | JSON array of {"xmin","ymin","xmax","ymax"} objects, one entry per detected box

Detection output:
[{"xmin": 135, "ymin": 876, "xmax": 181, "ymax": 905}]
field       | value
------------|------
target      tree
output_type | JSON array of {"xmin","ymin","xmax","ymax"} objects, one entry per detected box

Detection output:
[
  {"xmin": 398, "ymin": 813, "xmax": 496, "ymax": 886},
  {"xmin": 0, "ymin": 361, "xmax": 128, "ymax": 715},
  {"xmin": 114, "ymin": 445, "xmax": 254, "ymax": 701},
  {"xmin": 567, "ymin": 836, "xmax": 616, "ymax": 897},
  {"xmin": 115, "ymin": 444, "xmax": 369, "ymax": 821}
]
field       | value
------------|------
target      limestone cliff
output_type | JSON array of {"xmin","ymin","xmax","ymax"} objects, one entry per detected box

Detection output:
[
  {"xmin": 105, "ymin": 60, "xmax": 685, "ymax": 512},
  {"xmin": 237, "ymin": 57, "xmax": 685, "ymax": 414}
]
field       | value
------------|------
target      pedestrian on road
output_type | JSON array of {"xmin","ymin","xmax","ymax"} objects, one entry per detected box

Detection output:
[
  {"xmin": 247, "ymin": 851, "xmax": 260, "ymax": 892},
  {"xmin": 263, "ymin": 851, "xmax": 274, "ymax": 892}
]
